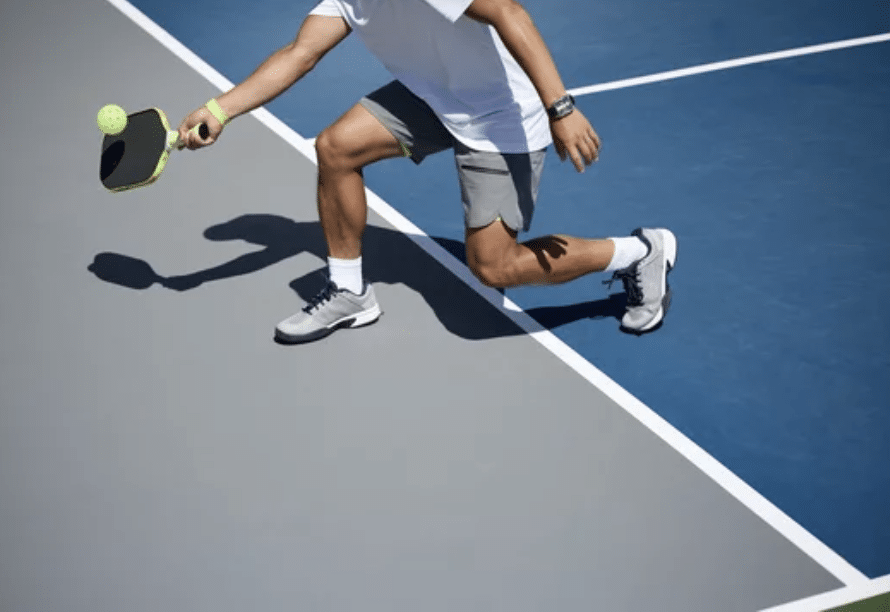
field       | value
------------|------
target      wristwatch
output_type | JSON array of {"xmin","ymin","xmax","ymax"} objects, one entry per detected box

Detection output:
[{"xmin": 547, "ymin": 94, "xmax": 575, "ymax": 120}]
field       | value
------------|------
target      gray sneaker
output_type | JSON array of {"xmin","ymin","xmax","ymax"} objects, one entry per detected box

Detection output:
[
  {"xmin": 604, "ymin": 228, "xmax": 677, "ymax": 334},
  {"xmin": 275, "ymin": 280, "xmax": 381, "ymax": 344}
]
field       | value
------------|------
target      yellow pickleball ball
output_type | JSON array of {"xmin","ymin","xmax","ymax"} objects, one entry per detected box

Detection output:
[{"xmin": 97, "ymin": 104, "xmax": 127, "ymax": 135}]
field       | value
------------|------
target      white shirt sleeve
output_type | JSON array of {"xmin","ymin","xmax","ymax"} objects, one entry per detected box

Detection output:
[
  {"xmin": 421, "ymin": 0, "xmax": 475, "ymax": 23},
  {"xmin": 309, "ymin": 0, "xmax": 344, "ymax": 18}
]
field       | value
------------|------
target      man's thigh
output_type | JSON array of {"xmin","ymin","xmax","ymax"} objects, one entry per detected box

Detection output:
[
  {"xmin": 317, "ymin": 103, "xmax": 406, "ymax": 168},
  {"xmin": 359, "ymin": 80, "xmax": 547, "ymax": 235},
  {"xmin": 359, "ymin": 80, "xmax": 454, "ymax": 164},
  {"xmin": 455, "ymin": 143, "xmax": 547, "ymax": 234}
]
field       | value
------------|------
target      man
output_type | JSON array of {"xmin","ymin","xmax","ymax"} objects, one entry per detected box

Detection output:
[{"xmin": 178, "ymin": 0, "xmax": 677, "ymax": 343}]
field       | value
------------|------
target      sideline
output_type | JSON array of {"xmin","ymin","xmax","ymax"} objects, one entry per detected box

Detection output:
[
  {"xmin": 568, "ymin": 32, "xmax": 890, "ymax": 97},
  {"xmin": 760, "ymin": 574, "xmax": 890, "ymax": 612}
]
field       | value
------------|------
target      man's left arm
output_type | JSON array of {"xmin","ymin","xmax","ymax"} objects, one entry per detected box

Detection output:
[{"xmin": 464, "ymin": 0, "xmax": 600, "ymax": 172}]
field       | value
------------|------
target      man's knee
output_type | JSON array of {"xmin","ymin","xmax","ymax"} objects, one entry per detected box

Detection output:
[
  {"xmin": 315, "ymin": 124, "xmax": 357, "ymax": 172},
  {"xmin": 316, "ymin": 104, "xmax": 402, "ymax": 173},
  {"xmin": 467, "ymin": 252, "xmax": 515, "ymax": 288},
  {"xmin": 464, "ymin": 221, "xmax": 524, "ymax": 288},
  {"xmin": 315, "ymin": 127, "xmax": 340, "ymax": 169}
]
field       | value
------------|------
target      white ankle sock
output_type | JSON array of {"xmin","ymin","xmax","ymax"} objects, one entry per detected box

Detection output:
[
  {"xmin": 605, "ymin": 236, "xmax": 648, "ymax": 272},
  {"xmin": 328, "ymin": 256, "xmax": 363, "ymax": 294}
]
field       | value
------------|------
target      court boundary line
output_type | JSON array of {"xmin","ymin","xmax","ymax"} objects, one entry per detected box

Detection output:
[
  {"xmin": 759, "ymin": 574, "xmax": 890, "ymax": 612},
  {"xmin": 568, "ymin": 32, "xmax": 890, "ymax": 97},
  {"xmin": 105, "ymin": 0, "xmax": 869, "ymax": 588}
]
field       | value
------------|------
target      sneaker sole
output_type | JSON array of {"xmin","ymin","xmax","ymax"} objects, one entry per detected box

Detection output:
[
  {"xmin": 623, "ymin": 229, "xmax": 677, "ymax": 335},
  {"xmin": 274, "ymin": 304, "xmax": 382, "ymax": 345}
]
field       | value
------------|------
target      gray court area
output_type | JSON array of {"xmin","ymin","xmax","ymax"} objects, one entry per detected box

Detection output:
[{"xmin": 0, "ymin": 1, "xmax": 845, "ymax": 610}]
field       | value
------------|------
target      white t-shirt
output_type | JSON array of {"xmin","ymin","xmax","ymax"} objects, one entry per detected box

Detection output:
[{"xmin": 309, "ymin": 0, "xmax": 551, "ymax": 153}]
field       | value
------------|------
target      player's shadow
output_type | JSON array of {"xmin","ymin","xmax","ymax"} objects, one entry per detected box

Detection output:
[{"xmin": 88, "ymin": 213, "xmax": 626, "ymax": 340}]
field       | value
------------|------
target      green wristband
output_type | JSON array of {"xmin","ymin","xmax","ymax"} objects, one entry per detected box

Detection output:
[{"xmin": 205, "ymin": 98, "xmax": 229, "ymax": 125}]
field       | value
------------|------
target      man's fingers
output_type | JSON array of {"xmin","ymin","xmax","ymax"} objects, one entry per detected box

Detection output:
[
  {"xmin": 567, "ymin": 136, "xmax": 604, "ymax": 172},
  {"xmin": 177, "ymin": 105, "xmax": 225, "ymax": 150},
  {"xmin": 551, "ymin": 111, "xmax": 602, "ymax": 171},
  {"xmin": 177, "ymin": 122, "xmax": 218, "ymax": 150},
  {"xmin": 573, "ymin": 139, "xmax": 596, "ymax": 170},
  {"xmin": 581, "ymin": 139, "xmax": 596, "ymax": 165},
  {"xmin": 190, "ymin": 127, "xmax": 211, "ymax": 149},
  {"xmin": 585, "ymin": 136, "xmax": 599, "ymax": 162},
  {"xmin": 586, "ymin": 126, "xmax": 602, "ymax": 161},
  {"xmin": 178, "ymin": 123, "xmax": 198, "ymax": 148},
  {"xmin": 182, "ymin": 128, "xmax": 196, "ymax": 149},
  {"xmin": 570, "ymin": 147, "xmax": 585, "ymax": 172}
]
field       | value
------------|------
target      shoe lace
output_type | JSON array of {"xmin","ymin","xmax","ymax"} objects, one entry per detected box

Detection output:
[
  {"xmin": 603, "ymin": 265, "xmax": 642, "ymax": 306},
  {"xmin": 303, "ymin": 281, "xmax": 337, "ymax": 314}
]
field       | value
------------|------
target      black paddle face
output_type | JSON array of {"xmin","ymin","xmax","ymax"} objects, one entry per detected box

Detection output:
[{"xmin": 100, "ymin": 109, "xmax": 167, "ymax": 191}]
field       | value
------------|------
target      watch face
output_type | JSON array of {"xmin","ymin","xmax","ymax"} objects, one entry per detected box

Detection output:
[{"xmin": 550, "ymin": 95, "xmax": 574, "ymax": 119}]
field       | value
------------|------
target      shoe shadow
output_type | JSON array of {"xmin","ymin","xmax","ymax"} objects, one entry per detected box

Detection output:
[{"xmin": 88, "ymin": 213, "xmax": 625, "ymax": 340}]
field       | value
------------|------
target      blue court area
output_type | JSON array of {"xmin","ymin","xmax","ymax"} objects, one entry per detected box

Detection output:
[{"xmin": 134, "ymin": 0, "xmax": 889, "ymax": 578}]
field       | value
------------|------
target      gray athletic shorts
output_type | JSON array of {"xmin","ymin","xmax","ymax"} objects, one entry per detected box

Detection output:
[{"xmin": 359, "ymin": 80, "xmax": 546, "ymax": 233}]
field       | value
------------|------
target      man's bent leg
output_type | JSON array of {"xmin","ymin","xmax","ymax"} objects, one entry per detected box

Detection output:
[
  {"xmin": 315, "ymin": 103, "xmax": 405, "ymax": 259},
  {"xmin": 465, "ymin": 220, "xmax": 677, "ymax": 335},
  {"xmin": 275, "ymin": 104, "xmax": 404, "ymax": 345},
  {"xmin": 456, "ymin": 145, "xmax": 620, "ymax": 287},
  {"xmin": 465, "ymin": 219, "xmax": 617, "ymax": 288}
]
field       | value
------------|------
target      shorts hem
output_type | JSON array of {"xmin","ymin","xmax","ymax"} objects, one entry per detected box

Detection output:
[{"xmin": 466, "ymin": 214, "xmax": 526, "ymax": 234}]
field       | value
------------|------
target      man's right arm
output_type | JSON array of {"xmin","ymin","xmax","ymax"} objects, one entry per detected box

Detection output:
[{"xmin": 179, "ymin": 15, "xmax": 350, "ymax": 145}]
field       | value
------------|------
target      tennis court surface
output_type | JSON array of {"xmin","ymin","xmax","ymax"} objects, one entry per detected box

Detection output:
[{"xmin": 1, "ymin": 1, "xmax": 887, "ymax": 610}]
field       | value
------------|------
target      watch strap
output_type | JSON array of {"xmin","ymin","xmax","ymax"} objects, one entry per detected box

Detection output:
[{"xmin": 547, "ymin": 94, "xmax": 575, "ymax": 120}]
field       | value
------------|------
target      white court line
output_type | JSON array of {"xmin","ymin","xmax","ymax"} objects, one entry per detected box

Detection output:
[
  {"xmin": 759, "ymin": 574, "xmax": 890, "ymax": 612},
  {"xmin": 105, "ymin": 0, "xmax": 869, "ymax": 588},
  {"xmin": 568, "ymin": 32, "xmax": 890, "ymax": 97}
]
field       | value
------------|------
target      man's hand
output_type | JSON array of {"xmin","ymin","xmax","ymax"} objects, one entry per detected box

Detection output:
[
  {"xmin": 551, "ymin": 109, "xmax": 601, "ymax": 173},
  {"xmin": 177, "ymin": 105, "xmax": 224, "ymax": 150}
]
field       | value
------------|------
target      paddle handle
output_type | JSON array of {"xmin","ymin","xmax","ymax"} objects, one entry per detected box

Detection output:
[{"xmin": 169, "ymin": 123, "xmax": 210, "ymax": 151}]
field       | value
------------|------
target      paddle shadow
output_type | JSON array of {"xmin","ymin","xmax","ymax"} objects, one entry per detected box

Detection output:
[{"xmin": 88, "ymin": 213, "xmax": 625, "ymax": 340}]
